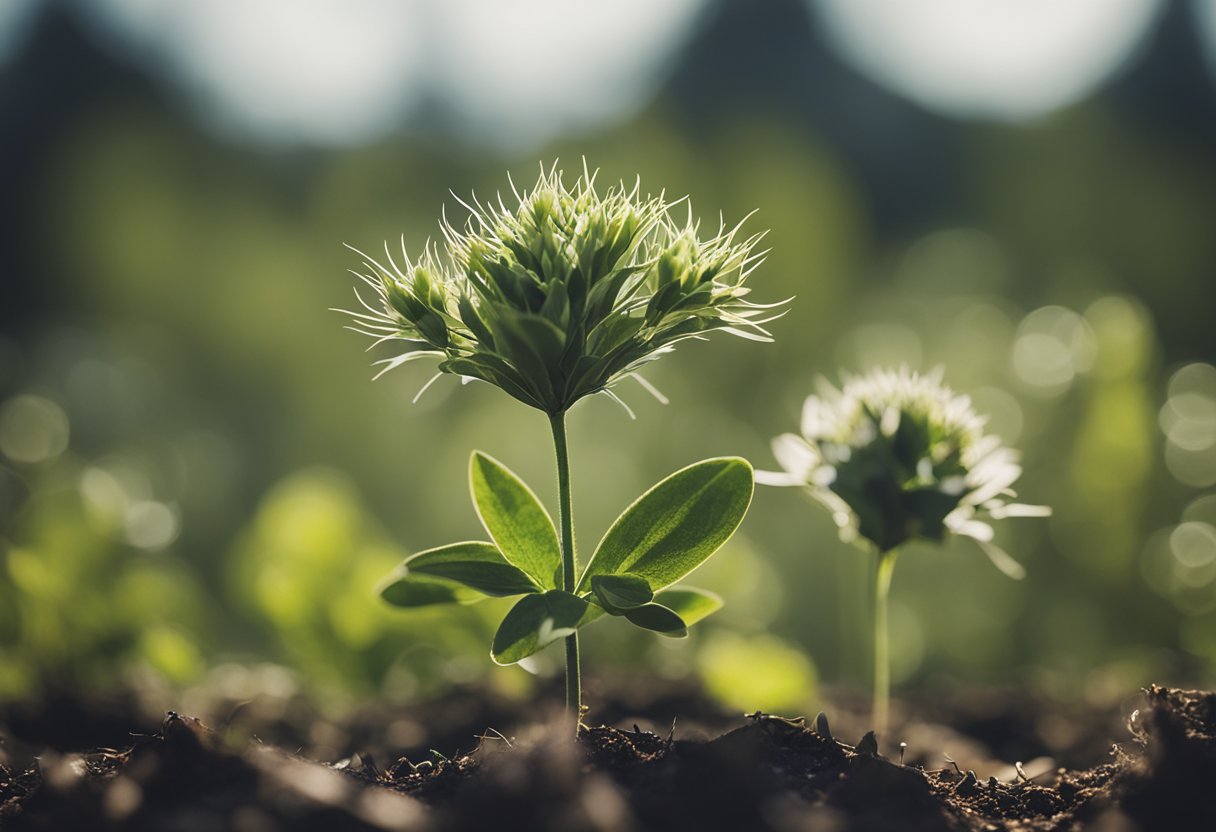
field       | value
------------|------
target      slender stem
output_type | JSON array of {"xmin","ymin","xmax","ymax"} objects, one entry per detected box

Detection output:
[
  {"xmin": 549, "ymin": 410, "xmax": 581, "ymax": 720},
  {"xmin": 872, "ymin": 548, "xmax": 898, "ymax": 739}
]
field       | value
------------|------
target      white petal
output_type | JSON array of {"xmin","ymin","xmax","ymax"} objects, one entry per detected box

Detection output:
[
  {"xmin": 880, "ymin": 406, "xmax": 901, "ymax": 437},
  {"xmin": 755, "ymin": 470, "xmax": 808, "ymax": 487},
  {"xmin": 411, "ymin": 372, "xmax": 444, "ymax": 404},
  {"xmin": 975, "ymin": 538, "xmax": 1027, "ymax": 580},
  {"xmin": 956, "ymin": 519, "xmax": 994, "ymax": 542},
  {"xmin": 988, "ymin": 502, "xmax": 1053, "ymax": 519},
  {"xmin": 771, "ymin": 433, "xmax": 817, "ymax": 478}
]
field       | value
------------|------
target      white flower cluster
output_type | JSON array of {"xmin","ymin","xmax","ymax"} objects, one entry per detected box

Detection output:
[{"xmin": 759, "ymin": 367, "xmax": 1049, "ymax": 573}]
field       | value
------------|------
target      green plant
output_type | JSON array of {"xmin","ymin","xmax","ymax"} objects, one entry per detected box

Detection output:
[
  {"xmin": 340, "ymin": 162, "xmax": 784, "ymax": 718},
  {"xmin": 758, "ymin": 366, "xmax": 1049, "ymax": 737}
]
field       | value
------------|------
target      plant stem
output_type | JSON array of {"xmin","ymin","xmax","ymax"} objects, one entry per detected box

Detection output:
[
  {"xmin": 549, "ymin": 410, "xmax": 581, "ymax": 720},
  {"xmin": 872, "ymin": 547, "xmax": 898, "ymax": 739}
]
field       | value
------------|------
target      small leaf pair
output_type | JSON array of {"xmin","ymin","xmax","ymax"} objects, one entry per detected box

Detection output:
[{"xmin": 379, "ymin": 452, "xmax": 753, "ymax": 665}]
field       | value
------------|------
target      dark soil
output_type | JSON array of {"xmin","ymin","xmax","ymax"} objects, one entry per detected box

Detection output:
[{"xmin": 1, "ymin": 685, "xmax": 1213, "ymax": 831}]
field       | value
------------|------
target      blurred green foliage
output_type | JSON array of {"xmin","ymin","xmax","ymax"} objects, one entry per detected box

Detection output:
[{"xmin": 3, "ymin": 53, "xmax": 1216, "ymax": 716}]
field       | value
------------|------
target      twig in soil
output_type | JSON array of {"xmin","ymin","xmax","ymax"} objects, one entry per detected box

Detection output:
[
  {"xmin": 474, "ymin": 727, "xmax": 513, "ymax": 749},
  {"xmin": 943, "ymin": 753, "xmax": 963, "ymax": 776}
]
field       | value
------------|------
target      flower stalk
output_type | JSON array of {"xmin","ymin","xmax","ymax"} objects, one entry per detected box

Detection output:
[
  {"xmin": 872, "ymin": 547, "xmax": 898, "ymax": 737},
  {"xmin": 549, "ymin": 410, "xmax": 581, "ymax": 717}
]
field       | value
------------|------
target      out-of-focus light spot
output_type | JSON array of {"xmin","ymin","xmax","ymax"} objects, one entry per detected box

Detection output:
[
  {"xmin": 1165, "ymin": 442, "xmax": 1216, "ymax": 489},
  {"xmin": 1011, "ymin": 307, "xmax": 1096, "ymax": 395},
  {"xmin": 698, "ymin": 631, "xmax": 818, "ymax": 713},
  {"xmin": 79, "ymin": 466, "xmax": 129, "ymax": 527},
  {"xmin": 1084, "ymin": 296, "xmax": 1153, "ymax": 381},
  {"xmin": 1143, "ymin": 523, "xmax": 1216, "ymax": 614},
  {"xmin": 0, "ymin": 395, "xmax": 70, "ymax": 464},
  {"xmin": 0, "ymin": 0, "xmax": 38, "ymax": 66},
  {"xmin": 78, "ymin": 0, "xmax": 707, "ymax": 148},
  {"xmin": 140, "ymin": 625, "xmax": 203, "ymax": 683},
  {"xmin": 6, "ymin": 547, "xmax": 56, "ymax": 597},
  {"xmin": 1182, "ymin": 494, "xmax": 1216, "ymax": 526},
  {"xmin": 1162, "ymin": 394, "xmax": 1216, "ymax": 451},
  {"xmin": 811, "ymin": 0, "xmax": 1164, "ymax": 121},
  {"xmin": 1161, "ymin": 363, "xmax": 1216, "ymax": 450},
  {"xmin": 80, "ymin": 458, "xmax": 154, "ymax": 525},
  {"xmin": 81, "ymin": 0, "xmax": 427, "ymax": 146},
  {"xmin": 429, "ymin": 0, "xmax": 707, "ymax": 149},
  {"xmin": 1161, "ymin": 363, "xmax": 1216, "ymax": 487},
  {"xmin": 1171, "ymin": 522, "xmax": 1216, "ymax": 571},
  {"xmin": 1195, "ymin": 0, "xmax": 1216, "ymax": 82},
  {"xmin": 124, "ymin": 500, "xmax": 180, "ymax": 550}
]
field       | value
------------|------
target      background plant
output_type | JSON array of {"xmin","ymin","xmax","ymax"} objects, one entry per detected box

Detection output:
[
  {"xmin": 759, "ymin": 366, "xmax": 1050, "ymax": 736},
  {"xmin": 345, "ymin": 164, "xmax": 782, "ymax": 717},
  {"xmin": 6, "ymin": 1, "xmax": 1216, "ymax": 713}
]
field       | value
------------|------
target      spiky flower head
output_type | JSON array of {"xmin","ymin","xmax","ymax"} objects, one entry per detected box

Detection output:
[
  {"xmin": 340, "ymin": 162, "xmax": 784, "ymax": 415},
  {"xmin": 758, "ymin": 367, "xmax": 1049, "ymax": 573}
]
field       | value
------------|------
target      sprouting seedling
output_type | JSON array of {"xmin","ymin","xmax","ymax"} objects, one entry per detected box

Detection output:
[
  {"xmin": 757, "ymin": 366, "xmax": 1049, "ymax": 738},
  {"xmin": 339, "ymin": 161, "xmax": 786, "ymax": 721}
]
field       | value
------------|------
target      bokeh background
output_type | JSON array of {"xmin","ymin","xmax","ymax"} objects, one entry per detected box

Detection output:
[{"xmin": 2, "ymin": 0, "xmax": 1216, "ymax": 719}]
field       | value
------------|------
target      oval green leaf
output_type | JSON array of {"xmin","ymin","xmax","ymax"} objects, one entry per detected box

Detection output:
[
  {"xmin": 378, "ymin": 568, "xmax": 482, "ymax": 608},
  {"xmin": 590, "ymin": 573, "xmax": 653, "ymax": 614},
  {"xmin": 406, "ymin": 541, "xmax": 539, "ymax": 597},
  {"xmin": 470, "ymin": 452, "xmax": 562, "ymax": 590},
  {"xmin": 578, "ymin": 457, "xmax": 754, "ymax": 592},
  {"xmin": 654, "ymin": 587, "xmax": 723, "ymax": 628},
  {"xmin": 623, "ymin": 603, "xmax": 687, "ymax": 638},
  {"xmin": 491, "ymin": 590, "xmax": 590, "ymax": 665}
]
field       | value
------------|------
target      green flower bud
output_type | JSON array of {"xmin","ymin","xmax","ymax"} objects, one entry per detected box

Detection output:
[{"xmin": 340, "ymin": 162, "xmax": 787, "ymax": 415}]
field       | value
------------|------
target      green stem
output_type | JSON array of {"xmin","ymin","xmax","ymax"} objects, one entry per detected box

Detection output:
[
  {"xmin": 872, "ymin": 548, "xmax": 898, "ymax": 739},
  {"xmin": 549, "ymin": 410, "xmax": 581, "ymax": 720}
]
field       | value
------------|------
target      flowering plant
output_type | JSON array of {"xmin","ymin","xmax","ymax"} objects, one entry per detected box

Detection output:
[
  {"xmin": 759, "ymin": 367, "xmax": 1049, "ymax": 735},
  {"xmin": 341, "ymin": 163, "xmax": 785, "ymax": 719}
]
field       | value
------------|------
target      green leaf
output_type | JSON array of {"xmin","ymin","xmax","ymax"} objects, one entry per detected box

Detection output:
[
  {"xmin": 654, "ymin": 587, "xmax": 723, "ymax": 627},
  {"xmin": 623, "ymin": 603, "xmax": 687, "ymax": 638},
  {"xmin": 470, "ymin": 452, "xmax": 562, "ymax": 589},
  {"xmin": 590, "ymin": 573, "xmax": 653, "ymax": 614},
  {"xmin": 486, "ymin": 314, "xmax": 558, "ymax": 405},
  {"xmin": 491, "ymin": 590, "xmax": 590, "ymax": 665},
  {"xmin": 439, "ymin": 355, "xmax": 543, "ymax": 411},
  {"xmin": 579, "ymin": 457, "xmax": 754, "ymax": 592},
  {"xmin": 378, "ymin": 569, "xmax": 481, "ymax": 608},
  {"xmin": 405, "ymin": 541, "xmax": 539, "ymax": 597}
]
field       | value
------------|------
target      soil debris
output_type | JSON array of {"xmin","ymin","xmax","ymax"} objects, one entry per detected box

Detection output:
[{"xmin": 1, "ymin": 685, "xmax": 1213, "ymax": 831}]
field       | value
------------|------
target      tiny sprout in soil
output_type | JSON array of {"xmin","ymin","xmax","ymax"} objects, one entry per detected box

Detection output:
[
  {"xmin": 758, "ymin": 366, "xmax": 1050, "ymax": 738},
  {"xmin": 339, "ymin": 161, "xmax": 787, "ymax": 722}
]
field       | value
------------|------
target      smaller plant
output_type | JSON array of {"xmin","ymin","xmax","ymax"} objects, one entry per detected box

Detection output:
[{"xmin": 758, "ymin": 366, "xmax": 1049, "ymax": 736}]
